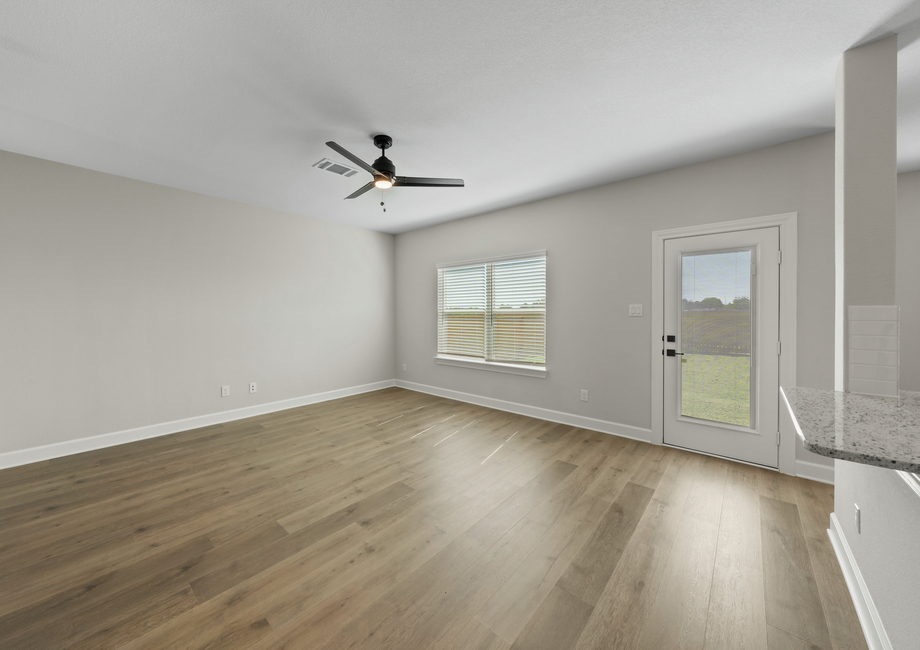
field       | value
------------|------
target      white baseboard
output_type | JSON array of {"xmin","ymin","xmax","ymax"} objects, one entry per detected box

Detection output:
[
  {"xmin": 0, "ymin": 379, "xmax": 396, "ymax": 470},
  {"xmin": 795, "ymin": 459, "xmax": 835, "ymax": 485},
  {"xmin": 394, "ymin": 379, "xmax": 652, "ymax": 443},
  {"xmin": 828, "ymin": 513, "xmax": 892, "ymax": 650}
]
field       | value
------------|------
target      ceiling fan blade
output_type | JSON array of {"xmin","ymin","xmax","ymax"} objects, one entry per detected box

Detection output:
[
  {"xmin": 344, "ymin": 181, "xmax": 375, "ymax": 199},
  {"xmin": 326, "ymin": 141, "xmax": 377, "ymax": 176},
  {"xmin": 394, "ymin": 176, "xmax": 464, "ymax": 187}
]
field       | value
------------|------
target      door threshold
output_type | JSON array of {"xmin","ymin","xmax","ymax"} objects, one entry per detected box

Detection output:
[{"xmin": 662, "ymin": 443, "xmax": 779, "ymax": 472}]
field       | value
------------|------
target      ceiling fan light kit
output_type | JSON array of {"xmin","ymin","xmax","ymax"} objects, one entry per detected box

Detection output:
[{"xmin": 325, "ymin": 134, "xmax": 464, "ymax": 200}]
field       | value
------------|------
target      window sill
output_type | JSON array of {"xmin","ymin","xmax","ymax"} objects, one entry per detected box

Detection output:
[{"xmin": 434, "ymin": 355, "xmax": 547, "ymax": 378}]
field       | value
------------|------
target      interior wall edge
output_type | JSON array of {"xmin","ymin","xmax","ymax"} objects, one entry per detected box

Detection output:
[
  {"xmin": 394, "ymin": 379, "xmax": 652, "ymax": 443},
  {"xmin": 896, "ymin": 470, "xmax": 920, "ymax": 498},
  {"xmin": 0, "ymin": 379, "xmax": 396, "ymax": 471}
]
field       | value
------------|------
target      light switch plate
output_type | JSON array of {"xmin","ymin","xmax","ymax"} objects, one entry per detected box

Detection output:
[{"xmin": 629, "ymin": 304, "xmax": 643, "ymax": 317}]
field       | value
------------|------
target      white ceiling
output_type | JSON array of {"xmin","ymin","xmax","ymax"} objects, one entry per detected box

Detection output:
[{"xmin": 4, "ymin": 1, "xmax": 920, "ymax": 234}]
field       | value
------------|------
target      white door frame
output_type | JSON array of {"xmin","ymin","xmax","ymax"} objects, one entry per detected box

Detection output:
[{"xmin": 651, "ymin": 213, "xmax": 798, "ymax": 475}]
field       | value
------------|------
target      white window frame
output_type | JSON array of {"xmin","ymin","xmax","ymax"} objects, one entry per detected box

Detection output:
[{"xmin": 435, "ymin": 251, "xmax": 547, "ymax": 378}]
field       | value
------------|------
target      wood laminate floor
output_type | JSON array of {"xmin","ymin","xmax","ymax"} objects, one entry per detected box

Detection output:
[{"xmin": 0, "ymin": 388, "xmax": 868, "ymax": 650}]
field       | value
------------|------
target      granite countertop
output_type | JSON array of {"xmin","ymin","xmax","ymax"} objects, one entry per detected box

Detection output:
[{"xmin": 781, "ymin": 386, "xmax": 920, "ymax": 473}]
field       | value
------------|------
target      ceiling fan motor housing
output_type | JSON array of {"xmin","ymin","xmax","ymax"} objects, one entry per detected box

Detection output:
[{"xmin": 373, "ymin": 155, "xmax": 396, "ymax": 177}]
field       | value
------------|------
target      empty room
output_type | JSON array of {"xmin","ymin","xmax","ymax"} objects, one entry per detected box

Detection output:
[{"xmin": 2, "ymin": 1, "xmax": 919, "ymax": 649}]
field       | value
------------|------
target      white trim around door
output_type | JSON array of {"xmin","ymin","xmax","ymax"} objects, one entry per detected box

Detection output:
[{"xmin": 651, "ymin": 212, "xmax": 798, "ymax": 476}]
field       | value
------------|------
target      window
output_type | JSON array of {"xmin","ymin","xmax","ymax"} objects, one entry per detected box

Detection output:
[{"xmin": 437, "ymin": 253, "xmax": 546, "ymax": 374}]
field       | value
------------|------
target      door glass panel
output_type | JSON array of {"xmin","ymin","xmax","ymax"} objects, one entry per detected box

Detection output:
[{"xmin": 680, "ymin": 249, "xmax": 753, "ymax": 427}]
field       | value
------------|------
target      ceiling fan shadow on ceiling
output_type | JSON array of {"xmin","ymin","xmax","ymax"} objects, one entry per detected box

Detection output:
[{"xmin": 325, "ymin": 134, "xmax": 464, "ymax": 200}]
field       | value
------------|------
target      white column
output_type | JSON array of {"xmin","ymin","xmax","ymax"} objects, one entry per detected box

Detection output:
[{"xmin": 835, "ymin": 35, "xmax": 898, "ymax": 392}]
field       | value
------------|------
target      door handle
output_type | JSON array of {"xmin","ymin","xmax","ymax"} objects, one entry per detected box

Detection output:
[{"xmin": 665, "ymin": 349, "xmax": 684, "ymax": 357}]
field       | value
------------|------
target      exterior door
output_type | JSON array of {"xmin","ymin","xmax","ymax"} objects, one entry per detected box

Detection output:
[{"xmin": 663, "ymin": 227, "xmax": 780, "ymax": 468}]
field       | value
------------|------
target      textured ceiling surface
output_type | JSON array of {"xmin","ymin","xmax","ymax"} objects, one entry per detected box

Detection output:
[{"xmin": 3, "ymin": 0, "xmax": 920, "ymax": 233}]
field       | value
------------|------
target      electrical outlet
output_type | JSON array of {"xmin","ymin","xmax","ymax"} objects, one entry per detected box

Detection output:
[
  {"xmin": 403, "ymin": 364, "xmax": 407, "ymax": 372},
  {"xmin": 221, "ymin": 385, "xmax": 230, "ymax": 397},
  {"xmin": 855, "ymin": 504, "xmax": 861, "ymax": 533},
  {"xmin": 580, "ymin": 389, "xmax": 588, "ymax": 402},
  {"xmin": 249, "ymin": 382, "xmax": 257, "ymax": 394}
]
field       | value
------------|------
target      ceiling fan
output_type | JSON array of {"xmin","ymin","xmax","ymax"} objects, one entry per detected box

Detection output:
[{"xmin": 325, "ymin": 134, "xmax": 464, "ymax": 200}]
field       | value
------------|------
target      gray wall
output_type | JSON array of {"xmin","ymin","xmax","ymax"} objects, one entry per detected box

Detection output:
[
  {"xmin": 897, "ymin": 169, "xmax": 920, "ymax": 392},
  {"xmin": 395, "ymin": 132, "xmax": 836, "ymax": 467},
  {"xmin": 833, "ymin": 462, "xmax": 920, "ymax": 648},
  {"xmin": 0, "ymin": 150, "xmax": 395, "ymax": 455}
]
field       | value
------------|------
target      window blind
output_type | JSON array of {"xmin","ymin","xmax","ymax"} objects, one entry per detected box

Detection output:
[
  {"xmin": 491, "ymin": 257, "xmax": 546, "ymax": 364},
  {"xmin": 438, "ymin": 263, "xmax": 487, "ymax": 359},
  {"xmin": 438, "ymin": 254, "xmax": 546, "ymax": 366}
]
